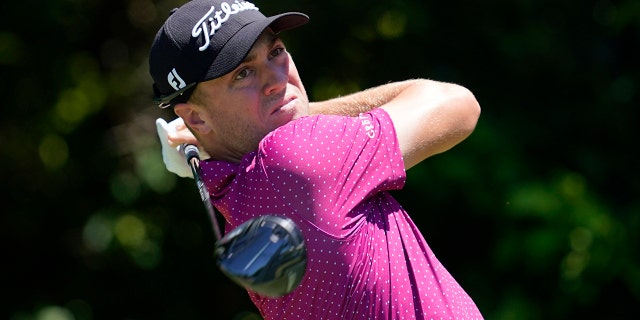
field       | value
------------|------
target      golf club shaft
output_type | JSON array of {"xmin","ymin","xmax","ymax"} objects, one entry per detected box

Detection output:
[{"xmin": 183, "ymin": 144, "xmax": 223, "ymax": 241}]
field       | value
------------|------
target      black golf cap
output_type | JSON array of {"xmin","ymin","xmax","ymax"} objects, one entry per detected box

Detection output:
[{"xmin": 149, "ymin": 0, "xmax": 309, "ymax": 108}]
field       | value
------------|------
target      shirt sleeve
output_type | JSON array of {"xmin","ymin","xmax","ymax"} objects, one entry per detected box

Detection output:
[{"xmin": 257, "ymin": 108, "xmax": 406, "ymax": 237}]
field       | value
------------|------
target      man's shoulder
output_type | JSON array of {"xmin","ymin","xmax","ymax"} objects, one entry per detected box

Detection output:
[
  {"xmin": 256, "ymin": 114, "xmax": 351, "ymax": 165},
  {"xmin": 261, "ymin": 110, "xmax": 392, "ymax": 149},
  {"xmin": 267, "ymin": 114, "xmax": 347, "ymax": 141}
]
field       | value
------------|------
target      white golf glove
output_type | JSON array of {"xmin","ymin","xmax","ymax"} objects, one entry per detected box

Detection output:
[{"xmin": 155, "ymin": 117, "xmax": 209, "ymax": 178}]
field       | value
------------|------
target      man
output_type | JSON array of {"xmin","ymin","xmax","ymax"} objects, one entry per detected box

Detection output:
[{"xmin": 150, "ymin": 0, "xmax": 483, "ymax": 319}]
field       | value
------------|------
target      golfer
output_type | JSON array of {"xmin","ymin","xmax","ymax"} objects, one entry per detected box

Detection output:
[{"xmin": 150, "ymin": 0, "xmax": 483, "ymax": 318}]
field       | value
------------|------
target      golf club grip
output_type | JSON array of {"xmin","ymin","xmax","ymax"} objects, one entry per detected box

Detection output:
[
  {"xmin": 184, "ymin": 144, "xmax": 200, "ymax": 163},
  {"xmin": 183, "ymin": 144, "xmax": 223, "ymax": 241}
]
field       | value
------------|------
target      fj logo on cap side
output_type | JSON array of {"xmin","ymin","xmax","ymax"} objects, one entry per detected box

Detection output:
[
  {"xmin": 193, "ymin": 1, "xmax": 259, "ymax": 51},
  {"xmin": 168, "ymin": 68, "xmax": 187, "ymax": 91}
]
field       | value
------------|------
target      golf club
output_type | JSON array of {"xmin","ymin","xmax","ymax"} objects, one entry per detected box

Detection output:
[{"xmin": 183, "ymin": 144, "xmax": 307, "ymax": 297}]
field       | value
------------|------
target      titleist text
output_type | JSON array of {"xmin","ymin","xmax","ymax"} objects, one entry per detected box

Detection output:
[{"xmin": 193, "ymin": 1, "xmax": 259, "ymax": 51}]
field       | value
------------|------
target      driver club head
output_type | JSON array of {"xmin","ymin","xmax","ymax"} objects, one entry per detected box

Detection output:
[{"xmin": 214, "ymin": 215, "xmax": 307, "ymax": 297}]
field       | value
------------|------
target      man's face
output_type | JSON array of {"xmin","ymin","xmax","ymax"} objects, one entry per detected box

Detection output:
[{"xmin": 189, "ymin": 29, "xmax": 310, "ymax": 157}]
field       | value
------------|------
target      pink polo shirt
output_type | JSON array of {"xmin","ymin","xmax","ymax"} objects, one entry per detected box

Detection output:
[{"xmin": 199, "ymin": 108, "xmax": 483, "ymax": 319}]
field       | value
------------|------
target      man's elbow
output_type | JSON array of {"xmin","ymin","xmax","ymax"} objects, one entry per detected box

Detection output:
[{"xmin": 458, "ymin": 86, "xmax": 481, "ymax": 138}]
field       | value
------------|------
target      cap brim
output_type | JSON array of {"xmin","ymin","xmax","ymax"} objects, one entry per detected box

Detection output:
[
  {"xmin": 269, "ymin": 12, "xmax": 309, "ymax": 34},
  {"xmin": 153, "ymin": 82, "xmax": 196, "ymax": 108},
  {"xmin": 204, "ymin": 12, "xmax": 309, "ymax": 82}
]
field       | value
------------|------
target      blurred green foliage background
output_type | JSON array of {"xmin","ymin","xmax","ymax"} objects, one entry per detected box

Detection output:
[{"xmin": 1, "ymin": 0, "xmax": 638, "ymax": 319}]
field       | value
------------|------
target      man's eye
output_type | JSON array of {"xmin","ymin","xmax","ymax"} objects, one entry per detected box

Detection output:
[
  {"xmin": 270, "ymin": 47, "xmax": 285, "ymax": 58},
  {"xmin": 235, "ymin": 68, "xmax": 252, "ymax": 80}
]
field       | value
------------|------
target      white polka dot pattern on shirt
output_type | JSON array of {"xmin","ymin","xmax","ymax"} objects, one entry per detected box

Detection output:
[{"xmin": 200, "ymin": 109, "xmax": 483, "ymax": 319}]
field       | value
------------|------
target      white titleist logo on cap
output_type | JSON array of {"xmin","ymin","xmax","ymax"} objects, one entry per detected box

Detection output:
[{"xmin": 193, "ymin": 1, "xmax": 259, "ymax": 51}]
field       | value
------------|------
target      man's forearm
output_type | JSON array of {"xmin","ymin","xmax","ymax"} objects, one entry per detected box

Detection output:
[{"xmin": 309, "ymin": 79, "xmax": 421, "ymax": 117}]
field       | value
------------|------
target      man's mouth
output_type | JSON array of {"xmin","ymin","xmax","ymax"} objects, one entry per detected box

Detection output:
[{"xmin": 272, "ymin": 96, "xmax": 296, "ymax": 114}]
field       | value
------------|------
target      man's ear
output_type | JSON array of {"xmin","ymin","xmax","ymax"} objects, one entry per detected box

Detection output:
[{"xmin": 174, "ymin": 103, "xmax": 212, "ymax": 135}]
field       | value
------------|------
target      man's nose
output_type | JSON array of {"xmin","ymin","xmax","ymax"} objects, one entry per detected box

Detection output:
[{"xmin": 263, "ymin": 63, "xmax": 289, "ymax": 96}]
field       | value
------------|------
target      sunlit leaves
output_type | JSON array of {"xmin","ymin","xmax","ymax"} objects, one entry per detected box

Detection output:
[
  {"xmin": 110, "ymin": 171, "xmax": 143, "ymax": 205},
  {"xmin": 82, "ymin": 210, "xmax": 163, "ymax": 270},
  {"xmin": 377, "ymin": 11, "xmax": 407, "ymax": 39},
  {"xmin": 134, "ymin": 144, "xmax": 177, "ymax": 195},
  {"xmin": 38, "ymin": 134, "xmax": 69, "ymax": 170},
  {"xmin": 83, "ymin": 212, "xmax": 114, "ymax": 253},
  {"xmin": 52, "ymin": 54, "xmax": 107, "ymax": 134},
  {"xmin": 503, "ymin": 170, "xmax": 628, "ymax": 309}
]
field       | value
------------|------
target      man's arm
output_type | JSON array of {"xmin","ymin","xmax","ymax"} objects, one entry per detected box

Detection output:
[
  {"xmin": 309, "ymin": 80, "xmax": 417, "ymax": 117},
  {"xmin": 310, "ymin": 79, "xmax": 480, "ymax": 170}
]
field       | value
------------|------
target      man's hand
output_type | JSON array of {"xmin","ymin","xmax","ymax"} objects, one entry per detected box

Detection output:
[{"xmin": 155, "ymin": 117, "xmax": 209, "ymax": 178}]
